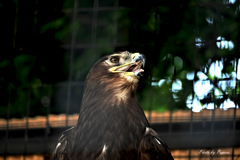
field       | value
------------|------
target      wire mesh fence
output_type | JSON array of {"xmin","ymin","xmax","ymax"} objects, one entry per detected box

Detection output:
[{"xmin": 0, "ymin": 0, "xmax": 240, "ymax": 159}]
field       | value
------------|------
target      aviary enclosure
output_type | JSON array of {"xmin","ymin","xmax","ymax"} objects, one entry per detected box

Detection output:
[{"xmin": 0, "ymin": 0, "xmax": 239, "ymax": 159}]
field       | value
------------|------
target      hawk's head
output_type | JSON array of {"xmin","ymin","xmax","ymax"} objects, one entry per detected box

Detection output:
[
  {"xmin": 83, "ymin": 51, "xmax": 145, "ymax": 104},
  {"xmin": 87, "ymin": 51, "xmax": 145, "ymax": 84},
  {"xmin": 107, "ymin": 51, "xmax": 145, "ymax": 79}
]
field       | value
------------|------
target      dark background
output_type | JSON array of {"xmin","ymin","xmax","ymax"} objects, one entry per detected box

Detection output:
[{"xmin": 0, "ymin": 0, "xmax": 240, "ymax": 159}]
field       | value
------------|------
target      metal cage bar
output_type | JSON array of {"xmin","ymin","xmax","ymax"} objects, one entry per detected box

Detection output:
[
  {"xmin": 1, "ymin": 0, "xmax": 240, "ymax": 159},
  {"xmin": 66, "ymin": 0, "xmax": 78, "ymax": 127}
]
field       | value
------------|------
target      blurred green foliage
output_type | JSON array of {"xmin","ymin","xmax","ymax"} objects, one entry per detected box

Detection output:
[{"xmin": 0, "ymin": 0, "xmax": 239, "ymax": 118}]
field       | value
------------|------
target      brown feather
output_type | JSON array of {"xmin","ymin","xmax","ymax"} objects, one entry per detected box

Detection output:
[{"xmin": 51, "ymin": 51, "xmax": 174, "ymax": 160}]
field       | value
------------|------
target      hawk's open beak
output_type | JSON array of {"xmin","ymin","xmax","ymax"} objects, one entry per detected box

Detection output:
[{"xmin": 109, "ymin": 53, "xmax": 145, "ymax": 77}]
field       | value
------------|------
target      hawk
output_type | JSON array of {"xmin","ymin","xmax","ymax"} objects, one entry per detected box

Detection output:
[{"xmin": 52, "ymin": 51, "xmax": 174, "ymax": 160}]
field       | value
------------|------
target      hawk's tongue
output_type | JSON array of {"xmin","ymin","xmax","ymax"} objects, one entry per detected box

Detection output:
[
  {"xmin": 134, "ymin": 69, "xmax": 144, "ymax": 73},
  {"xmin": 134, "ymin": 69, "xmax": 144, "ymax": 77}
]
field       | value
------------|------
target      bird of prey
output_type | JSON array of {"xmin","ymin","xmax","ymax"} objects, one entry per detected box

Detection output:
[{"xmin": 52, "ymin": 51, "xmax": 174, "ymax": 160}]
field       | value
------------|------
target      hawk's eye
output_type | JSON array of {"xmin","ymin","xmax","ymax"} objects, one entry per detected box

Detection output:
[{"xmin": 110, "ymin": 57, "xmax": 119, "ymax": 63}]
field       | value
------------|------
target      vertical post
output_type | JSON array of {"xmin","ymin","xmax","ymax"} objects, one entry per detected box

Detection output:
[
  {"xmin": 232, "ymin": 2, "xmax": 240, "ymax": 158},
  {"xmin": 66, "ymin": 0, "xmax": 78, "ymax": 127},
  {"xmin": 188, "ymin": 149, "xmax": 191, "ymax": 160},
  {"xmin": 92, "ymin": 0, "xmax": 98, "ymax": 46},
  {"xmin": 169, "ymin": 66, "xmax": 175, "ymax": 134},
  {"xmin": 24, "ymin": 89, "xmax": 31, "ymax": 160},
  {"xmin": 113, "ymin": 0, "xmax": 119, "ymax": 46},
  {"xmin": 13, "ymin": 0, "xmax": 18, "ymax": 48},
  {"xmin": 210, "ymin": 0, "xmax": 221, "ymax": 142},
  {"xmin": 148, "ymin": 8, "xmax": 160, "ymax": 123},
  {"xmin": 233, "ymin": 58, "xmax": 238, "ymax": 132},
  {"xmin": 169, "ymin": 91, "xmax": 173, "ymax": 134},
  {"xmin": 46, "ymin": 85, "xmax": 51, "ymax": 132},
  {"xmin": 45, "ymin": 85, "xmax": 52, "ymax": 159},
  {"xmin": 189, "ymin": 95, "xmax": 193, "ymax": 160},
  {"xmin": 4, "ymin": 89, "xmax": 11, "ymax": 160},
  {"xmin": 231, "ymin": 147, "xmax": 235, "ymax": 160},
  {"xmin": 210, "ymin": 88, "xmax": 215, "ymax": 138},
  {"xmin": 233, "ymin": 0, "xmax": 240, "ymax": 134},
  {"xmin": 234, "ymin": 0, "xmax": 240, "ymax": 135},
  {"xmin": 148, "ymin": 76, "xmax": 153, "ymax": 123},
  {"xmin": 189, "ymin": 0, "xmax": 199, "ymax": 159},
  {"xmin": 211, "ymin": 66, "xmax": 216, "ymax": 143},
  {"xmin": 190, "ymin": 0, "xmax": 199, "ymax": 137},
  {"xmin": 90, "ymin": 0, "xmax": 99, "ymax": 64}
]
